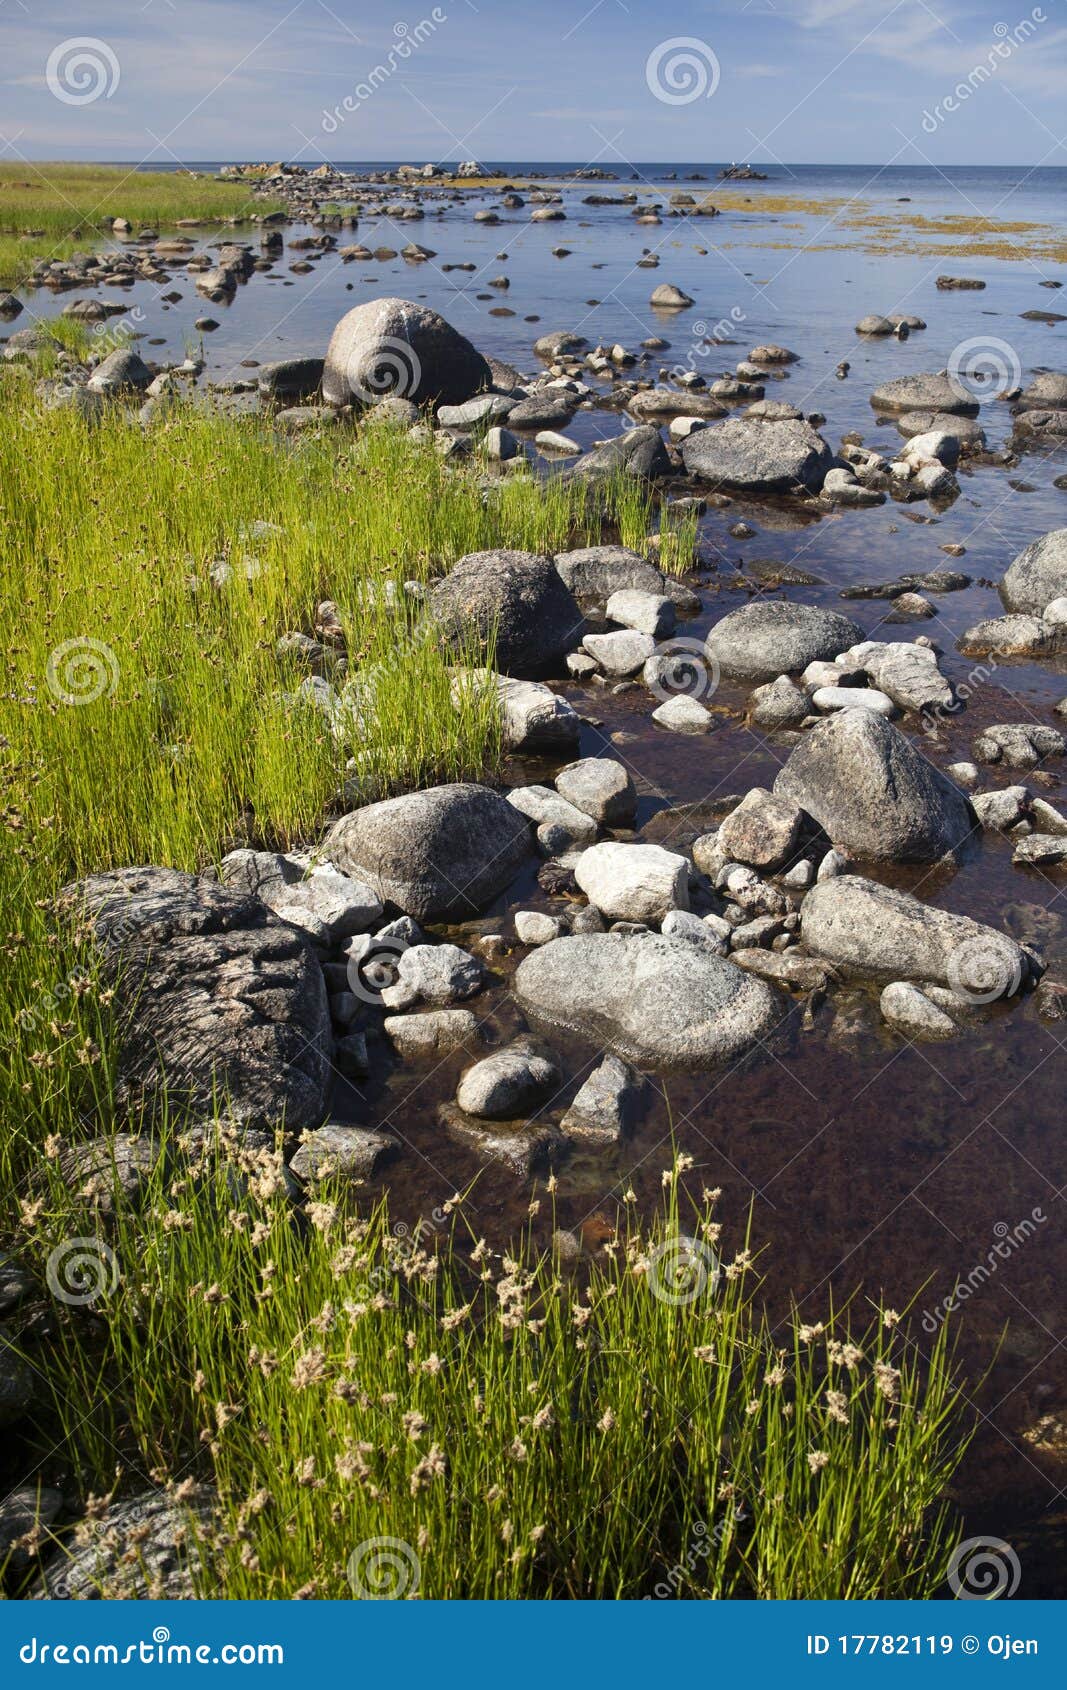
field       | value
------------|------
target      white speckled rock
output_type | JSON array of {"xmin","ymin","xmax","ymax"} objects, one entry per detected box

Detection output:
[{"xmin": 575, "ymin": 842, "xmax": 689, "ymax": 923}]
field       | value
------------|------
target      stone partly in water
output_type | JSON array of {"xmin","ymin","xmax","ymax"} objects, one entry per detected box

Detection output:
[
  {"xmin": 455, "ymin": 1039, "xmax": 561, "ymax": 1120},
  {"xmin": 569, "ymin": 425, "xmax": 672, "ymax": 484},
  {"xmin": 561, "ymin": 1054, "xmax": 639, "ymax": 1145},
  {"xmin": 574, "ymin": 841, "xmax": 690, "ymax": 923},
  {"xmin": 800, "ymin": 877, "xmax": 1028, "ymax": 999},
  {"xmin": 322, "ymin": 296, "xmax": 491, "ymax": 408},
  {"xmin": 553, "ymin": 545, "xmax": 665, "ymax": 602},
  {"xmin": 66, "ymin": 868, "xmax": 333, "ymax": 1133},
  {"xmin": 324, "ymin": 783, "xmax": 531, "ymax": 921},
  {"xmin": 869, "ymin": 373, "xmax": 980, "ymax": 417},
  {"xmin": 705, "ymin": 600, "xmax": 864, "ymax": 681},
  {"xmin": 999, "ymin": 528, "xmax": 1067, "ymax": 617},
  {"xmin": 429, "ymin": 550, "xmax": 583, "ymax": 678},
  {"xmin": 774, "ymin": 709, "xmax": 974, "ymax": 863},
  {"xmin": 289, "ymin": 1124, "xmax": 400, "ymax": 1183},
  {"xmin": 681, "ymin": 416, "xmax": 833, "ymax": 494},
  {"xmin": 515, "ymin": 931, "xmax": 783, "ymax": 1069}
]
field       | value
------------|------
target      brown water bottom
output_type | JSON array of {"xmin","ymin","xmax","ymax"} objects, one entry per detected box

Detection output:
[{"xmin": 331, "ymin": 449, "xmax": 1067, "ymax": 1593}]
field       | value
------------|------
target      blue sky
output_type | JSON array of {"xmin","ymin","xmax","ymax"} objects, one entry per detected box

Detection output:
[{"xmin": 2, "ymin": 0, "xmax": 1065, "ymax": 166}]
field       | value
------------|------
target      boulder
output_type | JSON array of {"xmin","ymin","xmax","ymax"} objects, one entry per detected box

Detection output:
[
  {"xmin": 958, "ymin": 614, "xmax": 1059, "ymax": 659},
  {"xmin": 706, "ymin": 600, "xmax": 864, "ymax": 681},
  {"xmin": 553, "ymin": 545, "xmax": 664, "ymax": 602},
  {"xmin": 256, "ymin": 356, "xmax": 324, "ymax": 399},
  {"xmin": 774, "ymin": 710, "xmax": 973, "ymax": 863},
  {"xmin": 506, "ymin": 390, "xmax": 580, "ymax": 430},
  {"xmin": 429, "ymin": 550, "xmax": 583, "ymax": 678},
  {"xmin": 569, "ymin": 425, "xmax": 671, "ymax": 483},
  {"xmin": 583, "ymin": 629, "xmax": 656, "ymax": 676},
  {"xmin": 0, "ymin": 1332, "xmax": 34, "ymax": 1429},
  {"xmin": 383, "ymin": 1009, "xmax": 483, "ymax": 1060},
  {"xmin": 800, "ymin": 877, "xmax": 1026, "ymax": 998},
  {"xmin": 385, "ymin": 942, "xmax": 486, "ymax": 1008},
  {"xmin": 451, "ymin": 671, "xmax": 580, "ymax": 753},
  {"xmin": 972, "ymin": 722, "xmax": 1065, "ymax": 769},
  {"xmin": 289, "ymin": 1125, "xmax": 400, "ymax": 1182},
  {"xmin": 322, "ymin": 296, "xmax": 491, "ymax": 407},
  {"xmin": 86, "ymin": 348, "xmax": 153, "ymax": 395},
  {"xmin": 839, "ymin": 639, "xmax": 954, "ymax": 716},
  {"xmin": 869, "ymin": 373, "xmax": 979, "ymax": 417},
  {"xmin": 514, "ymin": 932, "xmax": 782, "ymax": 1069},
  {"xmin": 65, "ymin": 868, "xmax": 332, "ymax": 1133},
  {"xmin": 574, "ymin": 842, "xmax": 689, "ymax": 923},
  {"xmin": 650, "ymin": 283, "xmax": 694, "ymax": 308},
  {"xmin": 554, "ymin": 757, "xmax": 636, "ymax": 825},
  {"xmin": 218, "ymin": 850, "xmax": 382, "ymax": 949},
  {"xmin": 324, "ymin": 783, "xmax": 530, "ymax": 920},
  {"xmin": 1000, "ymin": 529, "xmax": 1067, "ymax": 617},
  {"xmin": 880, "ymin": 981, "xmax": 957, "ymax": 1041},
  {"xmin": 717, "ymin": 789, "xmax": 804, "ymax": 873},
  {"xmin": 455, "ymin": 1039, "xmax": 561, "ymax": 1120},
  {"xmin": 29, "ymin": 1491, "xmax": 212, "ymax": 1600},
  {"xmin": 681, "ymin": 417, "xmax": 833, "ymax": 494},
  {"xmin": 0, "ymin": 1486, "xmax": 63, "ymax": 1572},
  {"xmin": 605, "ymin": 588, "xmax": 675, "ymax": 639}
]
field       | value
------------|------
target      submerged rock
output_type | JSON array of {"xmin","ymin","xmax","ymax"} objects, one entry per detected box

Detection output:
[{"xmin": 515, "ymin": 931, "xmax": 782, "ymax": 1069}]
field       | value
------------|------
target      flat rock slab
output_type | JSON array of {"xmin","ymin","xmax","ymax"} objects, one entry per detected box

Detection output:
[
  {"xmin": 869, "ymin": 373, "xmax": 980, "ymax": 417},
  {"xmin": 515, "ymin": 931, "xmax": 782, "ymax": 1070},
  {"xmin": 553, "ymin": 545, "xmax": 664, "ymax": 602},
  {"xmin": 439, "ymin": 1104, "xmax": 563, "ymax": 1176},
  {"xmin": 681, "ymin": 416, "xmax": 833, "ymax": 494},
  {"xmin": 801, "ymin": 877, "xmax": 1027, "ymax": 998},
  {"xmin": 66, "ymin": 867, "xmax": 332, "ymax": 1134},
  {"xmin": 289, "ymin": 1125, "xmax": 400, "ymax": 1182},
  {"xmin": 29, "ymin": 1490, "xmax": 212, "ymax": 1600},
  {"xmin": 324, "ymin": 783, "xmax": 531, "ymax": 921}
]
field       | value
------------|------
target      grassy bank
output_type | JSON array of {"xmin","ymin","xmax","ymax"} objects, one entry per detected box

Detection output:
[
  {"xmin": 0, "ymin": 371, "xmax": 971, "ymax": 1598},
  {"xmin": 0, "ymin": 163, "xmax": 284, "ymax": 288}
]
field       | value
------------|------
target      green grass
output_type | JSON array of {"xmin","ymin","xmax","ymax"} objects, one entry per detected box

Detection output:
[
  {"xmin": 0, "ymin": 371, "xmax": 973, "ymax": 1599},
  {"xmin": 0, "ymin": 163, "xmax": 285, "ymax": 289}
]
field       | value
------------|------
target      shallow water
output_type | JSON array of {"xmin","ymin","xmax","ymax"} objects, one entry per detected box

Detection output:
[{"xmin": 9, "ymin": 161, "xmax": 1067, "ymax": 1582}]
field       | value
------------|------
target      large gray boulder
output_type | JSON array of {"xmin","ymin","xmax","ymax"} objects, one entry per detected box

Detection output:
[
  {"xmin": 66, "ymin": 868, "xmax": 332, "ymax": 1133},
  {"xmin": 800, "ymin": 877, "xmax": 1027, "ymax": 998},
  {"xmin": 322, "ymin": 297, "xmax": 491, "ymax": 408},
  {"xmin": 706, "ymin": 600, "xmax": 864, "ymax": 681},
  {"xmin": 429, "ymin": 550, "xmax": 583, "ymax": 678},
  {"xmin": 87, "ymin": 348, "xmax": 153, "ymax": 395},
  {"xmin": 681, "ymin": 416, "xmax": 833, "ymax": 493},
  {"xmin": 774, "ymin": 709, "xmax": 974, "ymax": 863},
  {"xmin": 1014, "ymin": 373, "xmax": 1067, "ymax": 411},
  {"xmin": 324, "ymin": 783, "xmax": 530, "ymax": 920},
  {"xmin": 553, "ymin": 545, "xmax": 664, "ymax": 602},
  {"xmin": 514, "ymin": 931, "xmax": 782, "ymax": 1069},
  {"xmin": 869, "ymin": 373, "xmax": 980, "ymax": 416},
  {"xmin": 1000, "ymin": 529, "xmax": 1067, "ymax": 617}
]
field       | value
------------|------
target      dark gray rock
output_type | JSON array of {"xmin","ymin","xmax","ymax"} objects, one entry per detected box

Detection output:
[
  {"xmin": 0, "ymin": 1330, "xmax": 35, "ymax": 1429},
  {"xmin": 30, "ymin": 1490, "xmax": 212, "ymax": 1600},
  {"xmin": 506, "ymin": 390, "xmax": 579, "ymax": 429},
  {"xmin": 289, "ymin": 1125, "xmax": 399, "ymax": 1182},
  {"xmin": 65, "ymin": 868, "xmax": 332, "ymax": 1133},
  {"xmin": 569, "ymin": 425, "xmax": 671, "ymax": 483},
  {"xmin": 0, "ymin": 1486, "xmax": 63, "ymax": 1571},
  {"xmin": 87, "ymin": 348, "xmax": 153, "ymax": 395},
  {"xmin": 322, "ymin": 296, "xmax": 490, "ymax": 408},
  {"xmin": 560, "ymin": 1054, "xmax": 638, "ymax": 1144},
  {"xmin": 257, "ymin": 356, "xmax": 324, "ymax": 399},
  {"xmin": 774, "ymin": 710, "xmax": 974, "ymax": 863},
  {"xmin": 324, "ymin": 783, "xmax": 530, "ymax": 920},
  {"xmin": 515, "ymin": 931, "xmax": 782, "ymax": 1069},
  {"xmin": 553, "ymin": 545, "xmax": 664, "ymax": 601},
  {"xmin": 429, "ymin": 550, "xmax": 583, "ymax": 678}
]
